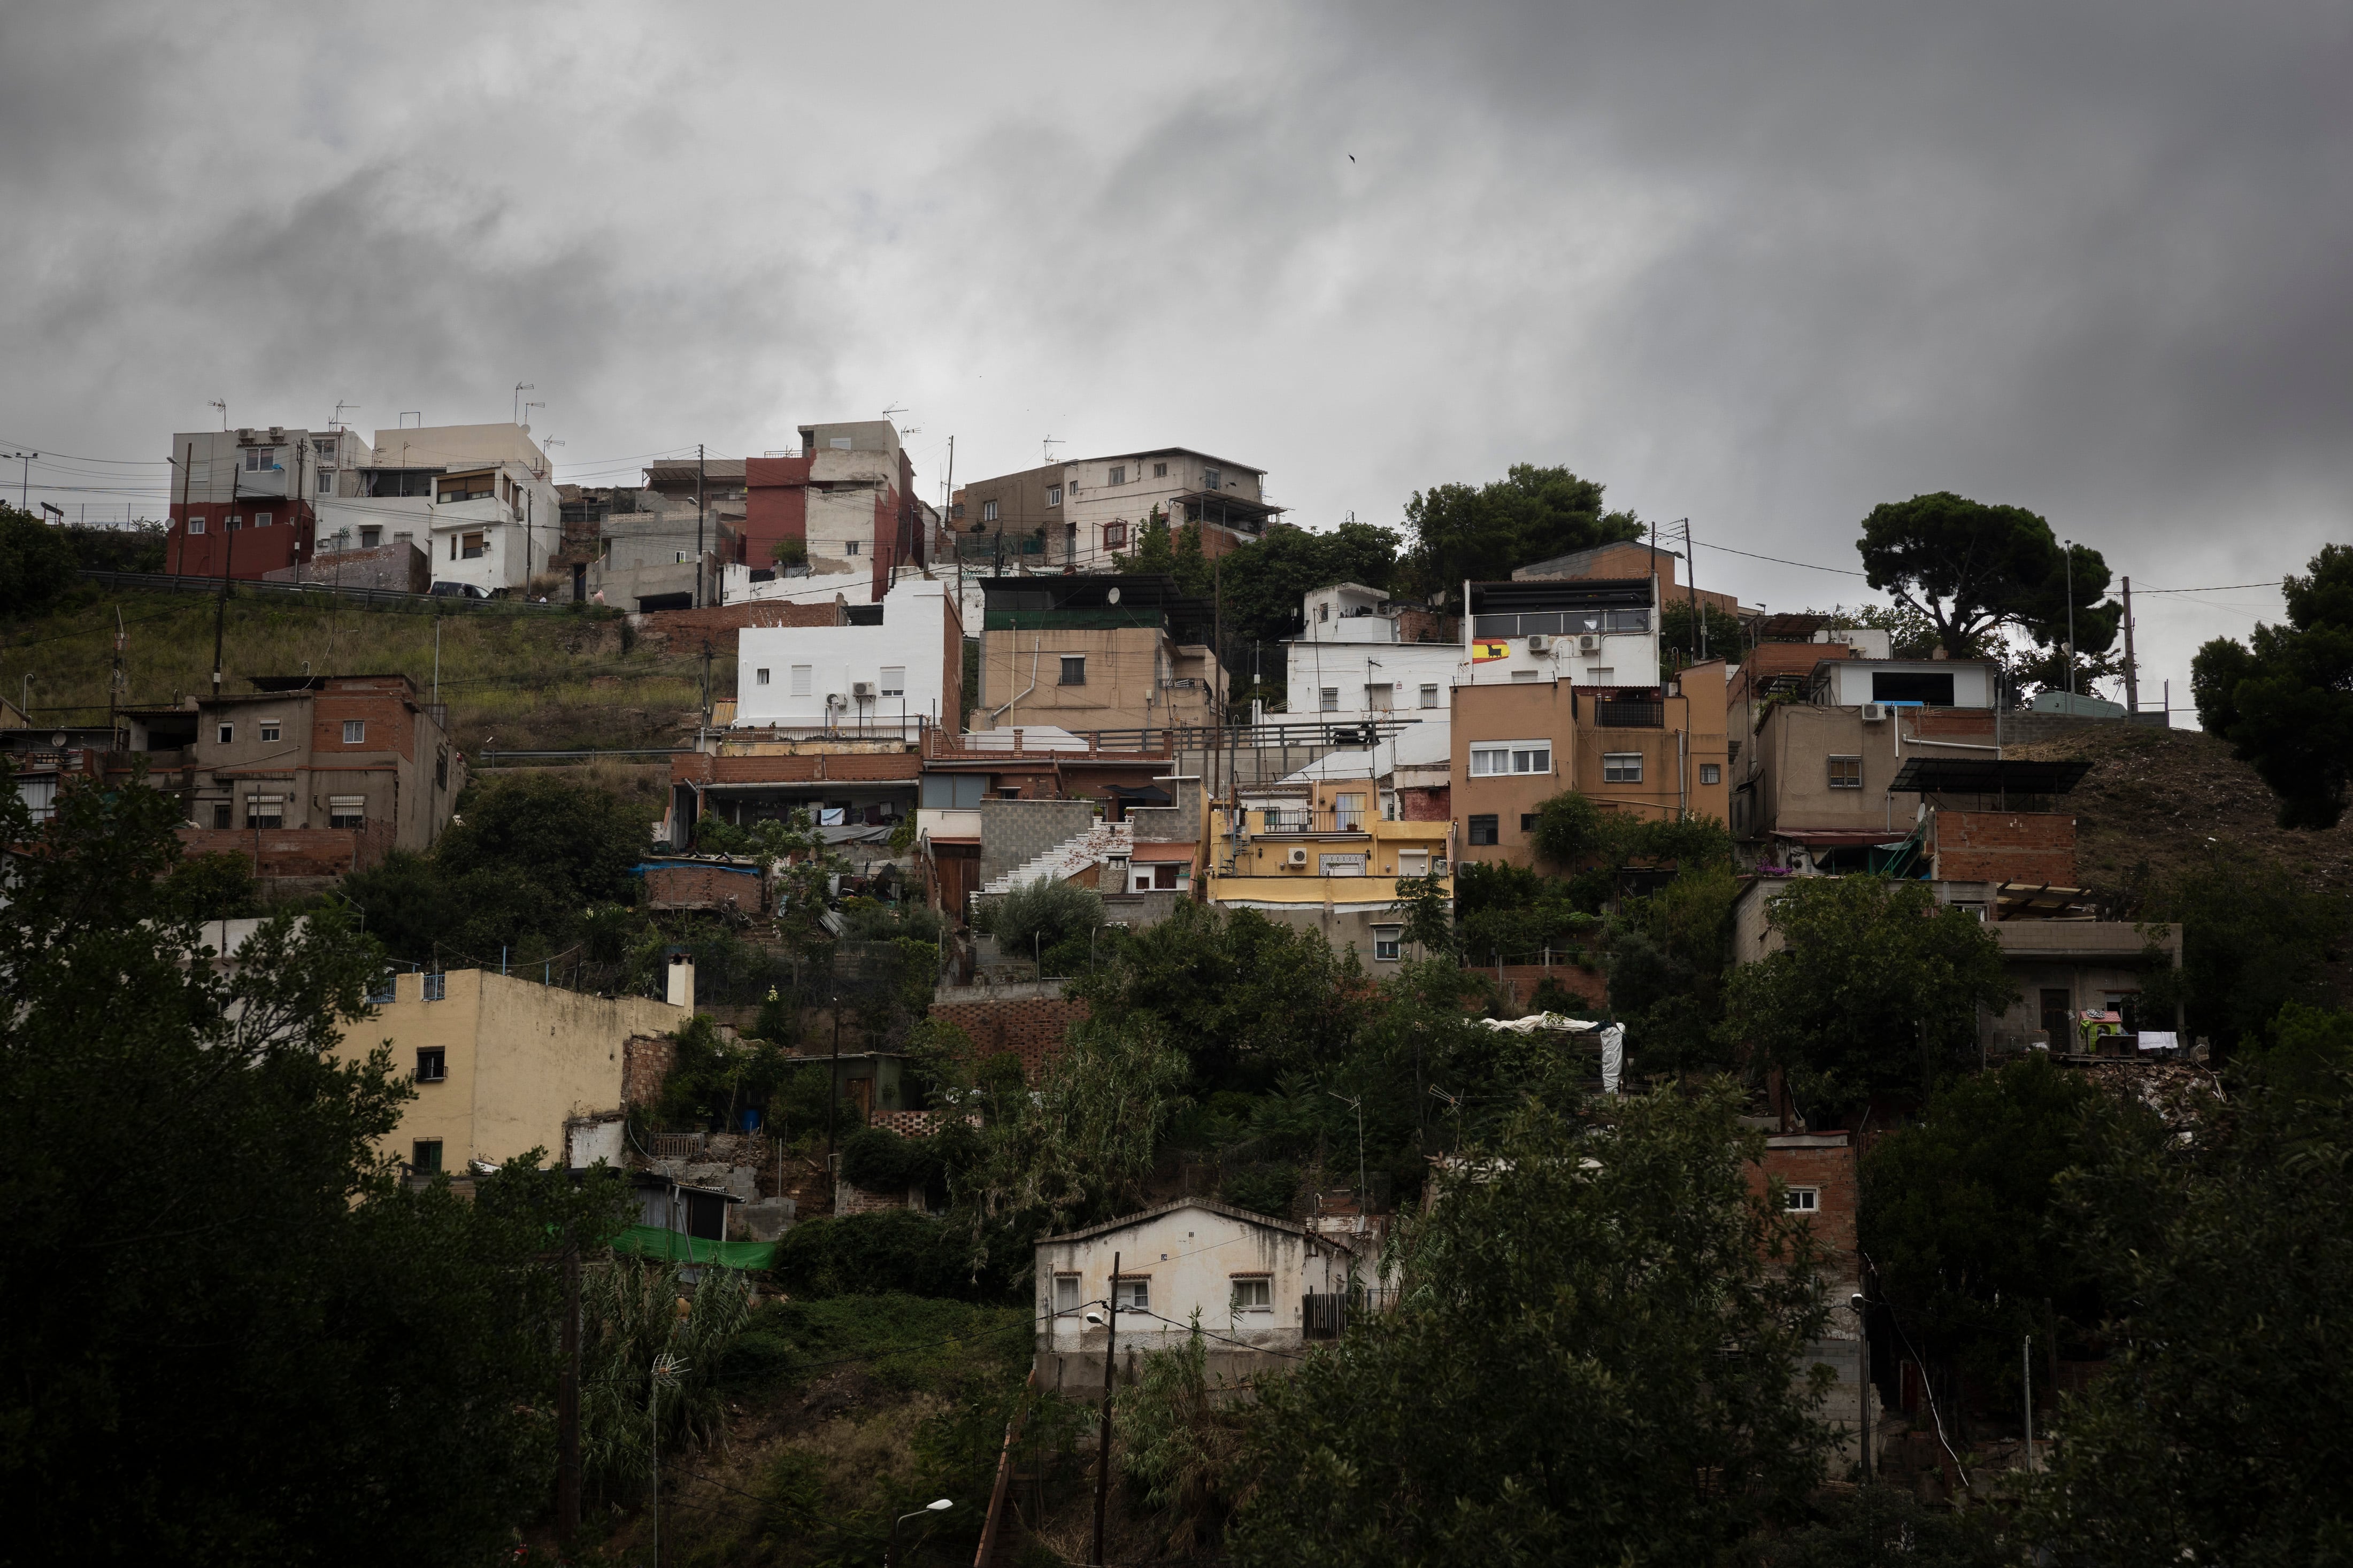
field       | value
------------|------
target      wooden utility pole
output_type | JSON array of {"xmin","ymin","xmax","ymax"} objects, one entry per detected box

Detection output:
[
  {"xmin": 174, "ymin": 439, "xmax": 193, "ymax": 581},
  {"xmin": 556, "ymin": 1239, "xmax": 582, "ymax": 1535},
  {"xmin": 1091, "ymin": 1249, "xmax": 1121, "ymax": 1567},
  {"xmin": 695, "ymin": 443, "xmax": 706, "ymax": 609},
  {"xmin": 2121, "ymin": 575, "xmax": 2140, "ymax": 713}
]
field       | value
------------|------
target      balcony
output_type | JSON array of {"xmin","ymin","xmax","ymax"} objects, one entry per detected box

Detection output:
[
  {"xmin": 1592, "ymin": 699, "xmax": 1664, "ymax": 728},
  {"xmin": 1250, "ymin": 807, "xmax": 1371, "ymax": 836}
]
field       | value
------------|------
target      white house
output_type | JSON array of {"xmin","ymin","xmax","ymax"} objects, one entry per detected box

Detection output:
[
  {"xmin": 1464, "ymin": 577, "xmax": 1663, "ymax": 691},
  {"xmin": 1034, "ymin": 1197, "xmax": 1360, "ymax": 1393},
  {"xmin": 318, "ymin": 423, "xmax": 561, "ymax": 596},
  {"xmin": 733, "ymin": 576, "xmax": 962, "ymax": 739},
  {"xmin": 1286, "ymin": 582, "xmax": 1467, "ymax": 724}
]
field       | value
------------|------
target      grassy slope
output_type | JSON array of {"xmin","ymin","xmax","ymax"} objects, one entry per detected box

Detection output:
[
  {"xmin": 1, "ymin": 589, "xmax": 733, "ymax": 752},
  {"xmin": 2004, "ymin": 723, "xmax": 2353, "ymax": 894}
]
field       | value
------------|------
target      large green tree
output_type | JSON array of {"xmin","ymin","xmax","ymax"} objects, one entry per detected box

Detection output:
[
  {"xmin": 0, "ymin": 503, "xmax": 79, "ymax": 619},
  {"xmin": 1229, "ymin": 1086, "xmax": 1836, "ymax": 1566},
  {"xmin": 2025, "ymin": 1047, "xmax": 2353, "ymax": 1563},
  {"xmin": 1724, "ymin": 876, "xmax": 2014, "ymax": 1119},
  {"xmin": 1402, "ymin": 464, "xmax": 1642, "ymax": 599},
  {"xmin": 1857, "ymin": 491, "xmax": 2120, "ymax": 667},
  {"xmin": 2191, "ymin": 542, "xmax": 2353, "ymax": 828},
  {"xmin": 0, "ymin": 768, "xmax": 624, "ymax": 1564}
]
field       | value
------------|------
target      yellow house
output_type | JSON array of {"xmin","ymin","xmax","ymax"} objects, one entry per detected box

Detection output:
[
  {"xmin": 1203, "ymin": 780, "xmax": 1454, "ymax": 965},
  {"xmin": 338, "ymin": 968, "xmax": 690, "ymax": 1176}
]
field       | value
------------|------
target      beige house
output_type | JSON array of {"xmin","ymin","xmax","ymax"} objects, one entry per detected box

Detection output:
[
  {"xmin": 976, "ymin": 575, "xmax": 1226, "ymax": 732},
  {"xmin": 1034, "ymin": 1198, "xmax": 1360, "ymax": 1392},
  {"xmin": 339, "ymin": 967, "xmax": 690, "ymax": 1176}
]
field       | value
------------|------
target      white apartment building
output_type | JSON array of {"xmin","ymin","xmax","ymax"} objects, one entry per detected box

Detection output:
[
  {"xmin": 1463, "ymin": 577, "xmax": 1664, "ymax": 692},
  {"xmin": 732, "ymin": 577, "xmax": 962, "ymax": 739},
  {"xmin": 1286, "ymin": 583, "xmax": 1467, "ymax": 724},
  {"xmin": 315, "ymin": 424, "xmax": 561, "ymax": 595}
]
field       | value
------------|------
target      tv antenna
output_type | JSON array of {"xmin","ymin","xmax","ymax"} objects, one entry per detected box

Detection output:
[
  {"xmin": 1042, "ymin": 435, "xmax": 1064, "ymax": 464},
  {"xmin": 332, "ymin": 400, "xmax": 359, "ymax": 431},
  {"xmin": 881, "ymin": 403, "xmax": 910, "ymax": 422},
  {"xmin": 512, "ymin": 382, "xmax": 535, "ymax": 425},
  {"xmin": 207, "ymin": 399, "xmax": 228, "ymax": 429}
]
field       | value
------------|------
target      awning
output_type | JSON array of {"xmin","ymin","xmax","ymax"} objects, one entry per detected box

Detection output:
[
  {"xmin": 1888, "ymin": 757, "xmax": 2092, "ymax": 795},
  {"xmin": 1132, "ymin": 842, "xmax": 1198, "ymax": 862},
  {"xmin": 1769, "ymin": 828, "xmax": 1917, "ymax": 848}
]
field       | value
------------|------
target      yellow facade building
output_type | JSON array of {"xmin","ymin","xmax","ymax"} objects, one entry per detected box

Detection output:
[
  {"xmin": 337, "ymin": 968, "xmax": 690, "ymax": 1176},
  {"xmin": 1202, "ymin": 780, "xmax": 1454, "ymax": 966}
]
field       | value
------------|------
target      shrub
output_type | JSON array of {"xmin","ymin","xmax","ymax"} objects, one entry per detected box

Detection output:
[
  {"xmin": 989, "ymin": 877, "xmax": 1103, "ymax": 962},
  {"xmin": 772, "ymin": 1210, "xmax": 1010, "ymax": 1300}
]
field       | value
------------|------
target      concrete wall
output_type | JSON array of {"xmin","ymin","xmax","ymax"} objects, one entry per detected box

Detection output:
[
  {"xmin": 1035, "ymin": 1201, "xmax": 1349, "ymax": 1392},
  {"xmin": 346, "ymin": 970, "xmax": 688, "ymax": 1169},
  {"xmin": 979, "ymin": 797, "xmax": 1097, "ymax": 886},
  {"xmin": 1287, "ymin": 638, "xmax": 1464, "ymax": 722},
  {"xmin": 980, "ymin": 625, "xmax": 1222, "ymax": 731},
  {"xmin": 734, "ymin": 578, "xmax": 959, "ymax": 736},
  {"xmin": 1819, "ymin": 659, "xmax": 1997, "ymax": 709}
]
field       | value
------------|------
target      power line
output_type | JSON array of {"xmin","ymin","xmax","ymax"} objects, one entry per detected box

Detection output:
[{"xmin": 1690, "ymin": 538, "xmax": 1871, "ymax": 578}]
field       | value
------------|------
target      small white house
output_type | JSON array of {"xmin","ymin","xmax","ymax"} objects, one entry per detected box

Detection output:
[
  {"xmin": 1034, "ymin": 1198, "xmax": 1360, "ymax": 1392},
  {"xmin": 733, "ymin": 576, "xmax": 962, "ymax": 739}
]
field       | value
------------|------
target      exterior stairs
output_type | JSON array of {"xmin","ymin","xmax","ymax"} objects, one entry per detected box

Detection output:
[{"xmin": 982, "ymin": 820, "xmax": 1133, "ymax": 896}]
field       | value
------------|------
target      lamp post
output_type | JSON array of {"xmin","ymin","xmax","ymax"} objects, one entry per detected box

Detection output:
[{"xmin": 887, "ymin": 1498, "xmax": 953, "ymax": 1567}]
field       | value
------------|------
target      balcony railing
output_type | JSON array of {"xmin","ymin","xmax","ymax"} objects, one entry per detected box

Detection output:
[
  {"xmin": 1593, "ymin": 700, "xmax": 1665, "ymax": 728},
  {"xmin": 1249, "ymin": 807, "xmax": 1370, "ymax": 835}
]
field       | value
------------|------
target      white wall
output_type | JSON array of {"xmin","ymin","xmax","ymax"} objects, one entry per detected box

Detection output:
[
  {"xmin": 1034, "ymin": 1201, "xmax": 1350, "ymax": 1357},
  {"xmin": 1820, "ymin": 660, "xmax": 1997, "ymax": 708},
  {"xmin": 734, "ymin": 577, "xmax": 955, "ymax": 737},
  {"xmin": 1288, "ymin": 638, "xmax": 1465, "ymax": 722}
]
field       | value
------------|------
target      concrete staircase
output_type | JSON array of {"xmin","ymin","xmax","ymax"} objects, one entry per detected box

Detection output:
[{"xmin": 981, "ymin": 820, "xmax": 1133, "ymax": 895}]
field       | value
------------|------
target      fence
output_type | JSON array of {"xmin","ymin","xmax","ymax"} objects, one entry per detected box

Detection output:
[{"xmin": 76, "ymin": 569, "xmax": 575, "ymax": 616}]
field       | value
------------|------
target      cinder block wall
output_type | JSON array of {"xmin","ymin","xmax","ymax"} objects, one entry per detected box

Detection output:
[
  {"xmin": 979, "ymin": 798, "xmax": 1097, "ymax": 886},
  {"xmin": 926, "ymin": 993, "xmax": 1090, "ymax": 1082}
]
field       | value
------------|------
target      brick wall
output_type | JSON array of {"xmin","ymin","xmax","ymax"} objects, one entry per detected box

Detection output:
[
  {"xmin": 623, "ymin": 1033, "xmax": 676, "ymax": 1106},
  {"xmin": 926, "ymin": 992, "xmax": 1090, "ymax": 1082},
  {"xmin": 177, "ymin": 822, "xmax": 393, "ymax": 878},
  {"xmin": 1911, "ymin": 708, "xmax": 1996, "ymax": 738},
  {"xmin": 1929, "ymin": 809, "xmax": 2075, "ymax": 885},
  {"xmin": 644, "ymin": 862, "xmax": 765, "ymax": 912},
  {"xmin": 634, "ymin": 599, "xmax": 847, "ymax": 656},
  {"xmin": 1397, "ymin": 786, "xmax": 1451, "ymax": 821},
  {"xmin": 835, "ymin": 1182, "xmax": 917, "ymax": 1217},
  {"xmin": 1748, "ymin": 1134, "xmax": 1859, "ymax": 1292}
]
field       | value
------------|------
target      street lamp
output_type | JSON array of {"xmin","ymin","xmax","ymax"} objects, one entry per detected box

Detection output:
[{"xmin": 887, "ymin": 1497, "xmax": 952, "ymax": 1566}]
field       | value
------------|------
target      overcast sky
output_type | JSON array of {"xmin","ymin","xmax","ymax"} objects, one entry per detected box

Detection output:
[{"xmin": 6, "ymin": 2, "xmax": 2348, "ymax": 709}]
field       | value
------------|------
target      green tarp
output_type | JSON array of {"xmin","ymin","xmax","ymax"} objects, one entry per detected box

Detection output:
[{"xmin": 609, "ymin": 1223, "xmax": 777, "ymax": 1271}]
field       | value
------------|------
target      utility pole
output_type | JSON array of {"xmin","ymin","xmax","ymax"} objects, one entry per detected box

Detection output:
[
  {"xmin": 1853, "ymin": 1291, "xmax": 1872, "ymax": 1482},
  {"xmin": 2062, "ymin": 539, "xmax": 2077, "ymax": 696},
  {"xmin": 556, "ymin": 1238, "xmax": 582, "ymax": 1536},
  {"xmin": 2022, "ymin": 1334, "xmax": 2035, "ymax": 1473},
  {"xmin": 174, "ymin": 439, "xmax": 193, "ymax": 582},
  {"xmin": 2121, "ymin": 575, "xmax": 2139, "ymax": 713},
  {"xmin": 213, "ymin": 478, "xmax": 238, "ymax": 699},
  {"xmin": 1091, "ymin": 1249, "xmax": 1122, "ymax": 1567},
  {"xmin": 109, "ymin": 608, "xmax": 126, "ymax": 744},
  {"xmin": 695, "ymin": 443, "xmax": 707, "ymax": 610},
  {"xmin": 4, "ymin": 450, "xmax": 35, "ymax": 513}
]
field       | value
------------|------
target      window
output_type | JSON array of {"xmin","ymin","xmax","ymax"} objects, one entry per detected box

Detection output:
[
  {"xmin": 210, "ymin": 802, "xmax": 231, "ymax": 829},
  {"xmin": 790, "ymin": 665, "xmax": 813, "ymax": 696},
  {"xmin": 880, "ymin": 666, "xmax": 906, "ymax": 697},
  {"xmin": 1045, "ymin": 485, "xmax": 1063, "ymax": 507},
  {"xmin": 1231, "ymin": 1276, "xmax": 1273, "ymax": 1311},
  {"xmin": 1201, "ymin": 466, "xmax": 1221, "ymax": 490},
  {"xmin": 1372, "ymin": 926, "xmax": 1403, "ymax": 962},
  {"xmin": 258, "ymin": 720, "xmax": 280, "ymax": 743},
  {"xmin": 981, "ymin": 498, "xmax": 999, "ymax": 522},
  {"xmin": 1521, "ymin": 814, "xmax": 1539, "ymax": 832},
  {"xmin": 844, "ymin": 538, "xmax": 860, "ymax": 555},
  {"xmin": 756, "ymin": 668, "xmax": 771, "ymax": 685},
  {"xmin": 1153, "ymin": 461, "xmax": 1168, "ymax": 478},
  {"xmin": 226, "ymin": 515, "xmax": 243, "ymax": 531},
  {"xmin": 1872, "ymin": 670, "xmax": 1956, "ymax": 706},
  {"xmin": 1059, "ymin": 656, "xmax": 1086, "ymax": 685},
  {"xmin": 328, "ymin": 795, "xmax": 365, "ymax": 829},
  {"xmin": 1468, "ymin": 814, "xmax": 1499, "ymax": 845},
  {"xmin": 1420, "ymin": 684, "xmax": 1440, "ymax": 708},
  {"xmin": 1469, "ymin": 743, "xmax": 1549, "ymax": 776},
  {"xmin": 1786, "ymin": 1187, "xmax": 1819, "ymax": 1213},
  {"xmin": 1828, "ymin": 756, "xmax": 1863, "ymax": 790},
  {"xmin": 460, "ymin": 531, "xmax": 487, "ymax": 559},
  {"xmin": 343, "ymin": 720, "xmax": 366, "ymax": 745},
  {"xmin": 412, "ymin": 1139, "xmax": 443, "ymax": 1173},
  {"xmin": 186, "ymin": 515, "xmax": 206, "ymax": 535},
  {"xmin": 1606, "ymin": 609, "xmax": 1649, "ymax": 632},
  {"xmin": 435, "ymin": 747, "xmax": 449, "ymax": 789},
  {"xmin": 317, "ymin": 469, "xmax": 333, "ymax": 494},
  {"xmin": 829, "ymin": 435, "xmax": 852, "ymax": 450},
  {"xmin": 313, "ymin": 437, "xmax": 335, "ymax": 455},
  {"xmin": 1319, "ymin": 687, "xmax": 1339, "ymax": 712},
  {"xmin": 1053, "ymin": 1275, "xmax": 1081, "ymax": 1314},
  {"xmin": 217, "ymin": 723, "xmax": 234, "ymax": 745},
  {"xmin": 1114, "ymin": 1278, "xmax": 1149, "ymax": 1313},
  {"xmin": 1601, "ymin": 753, "xmax": 1644, "ymax": 783},
  {"xmin": 253, "ymin": 511, "xmax": 273, "ymax": 528},
  {"xmin": 245, "ymin": 793, "xmax": 283, "ymax": 829},
  {"xmin": 422, "ymin": 972, "xmax": 447, "ymax": 1002},
  {"xmin": 1365, "ymin": 682, "xmax": 1394, "ymax": 711},
  {"xmin": 1103, "ymin": 520, "xmax": 1127, "ymax": 550},
  {"xmin": 1700, "ymin": 763, "xmax": 1721, "ymax": 785},
  {"xmin": 359, "ymin": 526, "xmax": 381, "ymax": 548},
  {"xmin": 1108, "ymin": 465, "xmax": 1127, "ymax": 485},
  {"xmin": 416, "ymin": 1048, "xmax": 447, "ymax": 1083},
  {"xmin": 243, "ymin": 446, "xmax": 274, "ymax": 472},
  {"xmin": 1319, "ymin": 853, "xmax": 1366, "ymax": 876}
]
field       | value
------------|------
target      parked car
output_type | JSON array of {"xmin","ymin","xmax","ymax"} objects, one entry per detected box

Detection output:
[{"xmin": 428, "ymin": 581, "xmax": 490, "ymax": 600}]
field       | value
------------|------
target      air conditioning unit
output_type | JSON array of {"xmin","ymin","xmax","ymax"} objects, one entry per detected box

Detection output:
[
  {"xmin": 1286, "ymin": 846, "xmax": 1309, "ymax": 867},
  {"xmin": 236, "ymin": 428, "xmax": 255, "ymax": 442},
  {"xmin": 267, "ymin": 426, "xmax": 286, "ymax": 440},
  {"xmin": 1526, "ymin": 634, "xmax": 1553, "ymax": 653},
  {"xmin": 851, "ymin": 681, "xmax": 876, "ymax": 699},
  {"xmin": 825, "ymin": 692, "xmax": 848, "ymax": 710},
  {"xmin": 1861, "ymin": 702, "xmax": 1890, "ymax": 722},
  {"xmin": 1578, "ymin": 634, "xmax": 1602, "ymax": 653}
]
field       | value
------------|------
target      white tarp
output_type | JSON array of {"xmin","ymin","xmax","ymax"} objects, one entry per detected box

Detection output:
[{"xmin": 1475, "ymin": 1014, "xmax": 1625, "ymax": 1094}]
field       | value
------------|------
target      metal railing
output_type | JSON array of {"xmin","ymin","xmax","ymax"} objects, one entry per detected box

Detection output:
[
  {"xmin": 1593, "ymin": 700, "xmax": 1665, "ymax": 728},
  {"xmin": 1251, "ymin": 807, "xmax": 1371, "ymax": 835}
]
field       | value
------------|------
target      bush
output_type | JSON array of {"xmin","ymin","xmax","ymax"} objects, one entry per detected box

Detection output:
[
  {"xmin": 988, "ymin": 877, "xmax": 1103, "ymax": 962},
  {"xmin": 162, "ymin": 851, "xmax": 262, "ymax": 920},
  {"xmin": 1220, "ymin": 1163, "xmax": 1298, "ymax": 1218},
  {"xmin": 0, "ymin": 506, "xmax": 78, "ymax": 619},
  {"xmin": 772, "ymin": 1210, "xmax": 1011, "ymax": 1300},
  {"xmin": 840, "ymin": 1126, "xmax": 943, "ymax": 1193}
]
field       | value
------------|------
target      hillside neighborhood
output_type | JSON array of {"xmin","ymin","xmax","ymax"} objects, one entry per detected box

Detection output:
[{"xmin": 6, "ymin": 399, "xmax": 2345, "ymax": 1568}]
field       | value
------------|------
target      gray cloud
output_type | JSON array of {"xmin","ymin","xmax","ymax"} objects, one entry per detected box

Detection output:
[{"xmin": 3, "ymin": 1, "xmax": 2346, "ymax": 699}]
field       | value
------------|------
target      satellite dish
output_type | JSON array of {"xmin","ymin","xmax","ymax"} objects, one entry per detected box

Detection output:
[
  {"xmin": 52, "ymin": 733, "xmax": 68, "ymax": 747},
  {"xmin": 1106, "ymin": 586, "xmax": 1121, "ymax": 605}
]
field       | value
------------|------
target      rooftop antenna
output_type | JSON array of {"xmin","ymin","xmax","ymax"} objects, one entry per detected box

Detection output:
[
  {"xmin": 882, "ymin": 403, "xmax": 909, "ymax": 423},
  {"xmin": 523, "ymin": 400, "xmax": 545, "ymax": 431},
  {"xmin": 331, "ymin": 400, "xmax": 359, "ymax": 432},
  {"xmin": 208, "ymin": 399, "xmax": 228, "ymax": 430},
  {"xmin": 512, "ymin": 382, "xmax": 535, "ymax": 426},
  {"xmin": 1042, "ymin": 435, "xmax": 1063, "ymax": 464}
]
